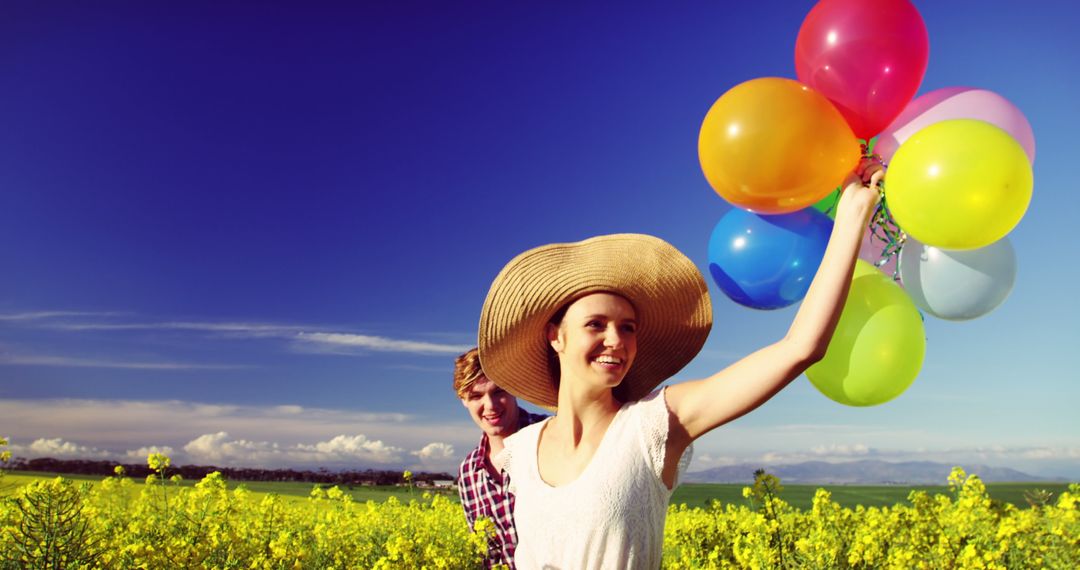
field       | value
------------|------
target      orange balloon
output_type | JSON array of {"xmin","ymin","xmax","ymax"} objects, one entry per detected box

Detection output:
[{"xmin": 698, "ymin": 77, "xmax": 860, "ymax": 214}]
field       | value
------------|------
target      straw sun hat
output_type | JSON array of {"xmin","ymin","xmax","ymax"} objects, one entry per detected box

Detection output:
[{"xmin": 478, "ymin": 233, "xmax": 713, "ymax": 410}]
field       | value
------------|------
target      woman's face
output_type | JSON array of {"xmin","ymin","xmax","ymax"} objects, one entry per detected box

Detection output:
[{"xmin": 548, "ymin": 292, "xmax": 638, "ymax": 392}]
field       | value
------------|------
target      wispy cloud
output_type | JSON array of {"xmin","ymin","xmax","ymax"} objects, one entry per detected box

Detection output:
[
  {"xmin": 744, "ymin": 445, "xmax": 1080, "ymax": 468},
  {"xmin": 295, "ymin": 332, "xmax": 470, "ymax": 355},
  {"xmin": 685, "ymin": 420, "xmax": 1080, "ymax": 478},
  {"xmin": 6, "ymin": 309, "xmax": 470, "ymax": 357},
  {"xmin": 384, "ymin": 364, "xmax": 458, "ymax": 373},
  {"xmin": 688, "ymin": 444, "xmax": 1080, "ymax": 477},
  {"xmin": 44, "ymin": 321, "xmax": 301, "ymax": 336},
  {"xmin": 0, "ymin": 352, "xmax": 250, "ymax": 370},
  {"xmin": 0, "ymin": 311, "xmax": 124, "ymax": 321},
  {"xmin": 0, "ymin": 399, "xmax": 412, "ymax": 434}
]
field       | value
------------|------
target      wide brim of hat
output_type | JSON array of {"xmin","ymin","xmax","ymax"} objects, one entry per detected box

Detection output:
[{"xmin": 478, "ymin": 233, "xmax": 712, "ymax": 409}]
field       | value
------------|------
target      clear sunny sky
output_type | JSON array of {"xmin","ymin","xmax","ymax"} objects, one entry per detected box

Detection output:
[{"xmin": 2, "ymin": 0, "xmax": 1077, "ymax": 478}]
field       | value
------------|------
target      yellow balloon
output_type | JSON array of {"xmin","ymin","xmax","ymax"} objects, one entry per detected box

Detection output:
[
  {"xmin": 806, "ymin": 261, "xmax": 925, "ymax": 407},
  {"xmin": 885, "ymin": 119, "xmax": 1033, "ymax": 250}
]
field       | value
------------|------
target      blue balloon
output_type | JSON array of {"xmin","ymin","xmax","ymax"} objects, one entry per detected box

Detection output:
[{"xmin": 707, "ymin": 208, "xmax": 833, "ymax": 310}]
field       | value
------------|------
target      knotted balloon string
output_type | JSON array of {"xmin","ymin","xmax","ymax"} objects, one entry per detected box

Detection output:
[
  {"xmin": 869, "ymin": 189, "xmax": 906, "ymax": 281},
  {"xmin": 862, "ymin": 141, "xmax": 906, "ymax": 282},
  {"xmin": 815, "ymin": 140, "xmax": 907, "ymax": 282}
]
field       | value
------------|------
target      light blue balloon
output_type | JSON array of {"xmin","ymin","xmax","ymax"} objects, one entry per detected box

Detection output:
[
  {"xmin": 707, "ymin": 208, "xmax": 833, "ymax": 310},
  {"xmin": 899, "ymin": 237, "xmax": 1017, "ymax": 321}
]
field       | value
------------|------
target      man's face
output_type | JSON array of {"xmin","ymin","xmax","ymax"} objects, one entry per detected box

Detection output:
[{"xmin": 461, "ymin": 376, "xmax": 521, "ymax": 439}]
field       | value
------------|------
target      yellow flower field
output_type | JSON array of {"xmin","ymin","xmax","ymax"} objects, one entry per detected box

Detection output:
[{"xmin": 0, "ymin": 448, "xmax": 1076, "ymax": 569}]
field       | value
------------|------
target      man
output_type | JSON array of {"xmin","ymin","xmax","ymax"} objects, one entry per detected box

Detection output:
[{"xmin": 454, "ymin": 347, "xmax": 545, "ymax": 569}]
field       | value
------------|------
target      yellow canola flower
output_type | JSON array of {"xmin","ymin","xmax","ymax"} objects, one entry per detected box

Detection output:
[
  {"xmin": 147, "ymin": 452, "xmax": 171, "ymax": 472},
  {"xmin": 2, "ymin": 465, "xmax": 1077, "ymax": 569}
]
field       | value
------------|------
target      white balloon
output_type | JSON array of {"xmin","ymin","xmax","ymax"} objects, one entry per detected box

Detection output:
[{"xmin": 899, "ymin": 238, "xmax": 1017, "ymax": 321}]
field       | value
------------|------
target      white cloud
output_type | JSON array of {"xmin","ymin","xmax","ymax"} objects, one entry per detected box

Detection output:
[
  {"xmin": 686, "ymin": 453, "xmax": 739, "ymax": 470},
  {"xmin": 0, "ymin": 398, "xmax": 473, "ymax": 464},
  {"xmin": 295, "ymin": 332, "xmax": 469, "ymax": 355},
  {"xmin": 5, "ymin": 310, "xmax": 471, "ymax": 357},
  {"xmin": 42, "ymin": 321, "xmax": 302, "ymax": 335},
  {"xmin": 5, "ymin": 423, "xmax": 1079, "ymax": 478},
  {"xmin": 686, "ymin": 422, "xmax": 1080, "ymax": 477},
  {"xmin": 0, "ymin": 399, "xmax": 410, "ymax": 436},
  {"xmin": 7, "ymin": 397, "xmax": 1072, "ymax": 477},
  {"xmin": 1018, "ymin": 447, "xmax": 1080, "ymax": 460},
  {"xmin": 0, "ymin": 311, "xmax": 123, "ymax": 321},
  {"xmin": 21, "ymin": 438, "xmax": 112, "ymax": 459},
  {"xmin": 0, "ymin": 352, "xmax": 249, "ymax": 370},
  {"xmin": 0, "ymin": 398, "xmax": 480, "ymax": 470},
  {"xmin": 181, "ymin": 432, "xmax": 405, "ymax": 466},
  {"xmin": 709, "ymin": 445, "xmax": 1080, "ymax": 470},
  {"xmin": 302, "ymin": 434, "xmax": 404, "ymax": 463},
  {"xmin": 413, "ymin": 442, "xmax": 455, "ymax": 462},
  {"xmin": 184, "ymin": 432, "xmax": 281, "ymax": 463},
  {"xmin": 125, "ymin": 445, "xmax": 176, "ymax": 461},
  {"xmin": 191, "ymin": 404, "xmax": 242, "ymax": 416},
  {"xmin": 809, "ymin": 443, "xmax": 871, "ymax": 457},
  {"xmin": 6, "ymin": 430, "xmax": 457, "ymax": 471}
]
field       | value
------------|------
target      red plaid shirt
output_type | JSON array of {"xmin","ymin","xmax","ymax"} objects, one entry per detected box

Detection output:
[{"xmin": 458, "ymin": 411, "xmax": 545, "ymax": 569}]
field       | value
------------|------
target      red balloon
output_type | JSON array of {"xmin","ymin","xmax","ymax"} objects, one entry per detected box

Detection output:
[{"xmin": 795, "ymin": 0, "xmax": 929, "ymax": 140}]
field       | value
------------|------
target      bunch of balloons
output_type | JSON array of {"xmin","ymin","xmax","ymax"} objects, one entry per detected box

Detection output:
[{"xmin": 699, "ymin": 0, "xmax": 1034, "ymax": 407}]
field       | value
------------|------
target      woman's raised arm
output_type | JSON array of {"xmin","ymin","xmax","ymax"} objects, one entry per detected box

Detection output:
[{"xmin": 665, "ymin": 163, "xmax": 884, "ymax": 451}]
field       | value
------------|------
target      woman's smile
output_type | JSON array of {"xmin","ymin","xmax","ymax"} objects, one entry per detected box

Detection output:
[{"xmin": 592, "ymin": 353, "xmax": 626, "ymax": 372}]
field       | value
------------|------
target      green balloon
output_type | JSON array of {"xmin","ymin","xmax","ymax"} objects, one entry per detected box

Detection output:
[
  {"xmin": 806, "ymin": 260, "xmax": 925, "ymax": 406},
  {"xmin": 810, "ymin": 188, "xmax": 839, "ymax": 219}
]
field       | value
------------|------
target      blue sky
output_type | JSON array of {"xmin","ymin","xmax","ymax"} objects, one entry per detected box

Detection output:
[{"xmin": 2, "ymin": 1, "xmax": 1077, "ymax": 478}]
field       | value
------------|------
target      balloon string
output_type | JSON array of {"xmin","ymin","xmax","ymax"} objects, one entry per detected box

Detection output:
[
  {"xmin": 862, "ymin": 143, "xmax": 905, "ymax": 282},
  {"xmin": 870, "ymin": 190, "xmax": 906, "ymax": 281},
  {"xmin": 821, "ymin": 186, "xmax": 841, "ymax": 218},
  {"xmin": 863, "ymin": 135, "xmax": 878, "ymax": 156},
  {"xmin": 824, "ymin": 140, "xmax": 905, "ymax": 280}
]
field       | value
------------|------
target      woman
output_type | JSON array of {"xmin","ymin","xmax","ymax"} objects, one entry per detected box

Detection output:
[{"xmin": 478, "ymin": 163, "xmax": 883, "ymax": 569}]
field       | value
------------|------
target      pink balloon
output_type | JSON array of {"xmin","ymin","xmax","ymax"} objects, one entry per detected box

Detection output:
[
  {"xmin": 795, "ymin": 0, "xmax": 929, "ymax": 140},
  {"xmin": 875, "ymin": 87, "xmax": 1036, "ymax": 164}
]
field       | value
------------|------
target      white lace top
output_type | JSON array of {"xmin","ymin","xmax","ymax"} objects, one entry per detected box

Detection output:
[{"xmin": 498, "ymin": 387, "xmax": 692, "ymax": 570}]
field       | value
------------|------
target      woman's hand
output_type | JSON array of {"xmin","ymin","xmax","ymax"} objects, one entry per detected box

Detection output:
[{"xmin": 836, "ymin": 156, "xmax": 884, "ymax": 225}]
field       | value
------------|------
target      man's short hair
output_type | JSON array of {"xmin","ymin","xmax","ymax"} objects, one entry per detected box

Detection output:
[{"xmin": 453, "ymin": 347, "xmax": 485, "ymax": 399}]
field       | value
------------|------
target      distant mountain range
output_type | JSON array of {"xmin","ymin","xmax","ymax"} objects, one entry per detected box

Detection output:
[{"xmin": 684, "ymin": 460, "xmax": 1062, "ymax": 485}]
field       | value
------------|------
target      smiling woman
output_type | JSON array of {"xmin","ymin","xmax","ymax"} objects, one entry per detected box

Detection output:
[
  {"xmin": 478, "ymin": 163, "xmax": 881, "ymax": 569},
  {"xmin": 479, "ymin": 233, "xmax": 713, "ymax": 569}
]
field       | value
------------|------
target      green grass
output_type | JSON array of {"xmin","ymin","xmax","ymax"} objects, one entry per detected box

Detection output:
[
  {"xmin": 5, "ymin": 471, "xmax": 1071, "ymax": 510},
  {"xmin": 671, "ymin": 481, "xmax": 1076, "ymax": 510},
  {"xmin": 1, "ymin": 472, "xmax": 452, "ymax": 504}
]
